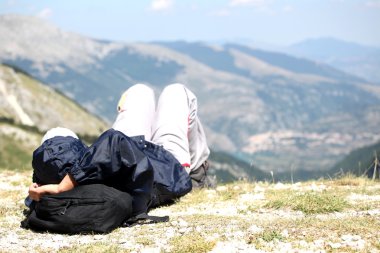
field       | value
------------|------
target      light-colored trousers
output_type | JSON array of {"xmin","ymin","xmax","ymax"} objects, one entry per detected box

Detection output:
[
  {"xmin": 112, "ymin": 83, "xmax": 210, "ymax": 173},
  {"xmin": 41, "ymin": 84, "xmax": 210, "ymax": 174}
]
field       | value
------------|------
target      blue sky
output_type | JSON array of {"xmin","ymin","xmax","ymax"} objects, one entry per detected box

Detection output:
[{"xmin": 1, "ymin": 0, "xmax": 380, "ymax": 47}]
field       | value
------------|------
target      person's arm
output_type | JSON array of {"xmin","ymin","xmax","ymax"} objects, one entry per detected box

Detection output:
[{"xmin": 28, "ymin": 174, "xmax": 77, "ymax": 201}]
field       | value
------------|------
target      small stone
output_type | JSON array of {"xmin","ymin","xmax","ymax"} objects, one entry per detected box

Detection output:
[
  {"xmin": 356, "ymin": 239, "xmax": 366, "ymax": 250},
  {"xmin": 205, "ymin": 189, "xmax": 216, "ymax": 194},
  {"xmin": 141, "ymin": 247, "xmax": 162, "ymax": 253},
  {"xmin": 94, "ymin": 235, "xmax": 104, "ymax": 240},
  {"xmin": 310, "ymin": 183, "xmax": 319, "ymax": 191},
  {"xmin": 165, "ymin": 227, "xmax": 176, "ymax": 238},
  {"xmin": 313, "ymin": 239, "xmax": 325, "ymax": 248},
  {"xmin": 341, "ymin": 234, "xmax": 352, "ymax": 241},
  {"xmin": 207, "ymin": 193, "xmax": 215, "ymax": 199},
  {"xmin": 140, "ymin": 247, "xmax": 160, "ymax": 253},
  {"xmin": 280, "ymin": 242, "xmax": 292, "ymax": 251},
  {"xmin": 178, "ymin": 219, "xmax": 188, "ymax": 227},
  {"xmin": 240, "ymin": 193, "xmax": 265, "ymax": 202},
  {"xmin": 206, "ymin": 190, "xmax": 217, "ymax": 199},
  {"xmin": 44, "ymin": 240, "xmax": 61, "ymax": 250},
  {"xmin": 178, "ymin": 227, "xmax": 188, "ymax": 234},
  {"xmin": 299, "ymin": 240, "xmax": 308, "ymax": 247},
  {"xmin": 8, "ymin": 235, "xmax": 18, "ymax": 245},
  {"xmin": 274, "ymin": 182, "xmax": 286, "ymax": 189},
  {"xmin": 281, "ymin": 229, "xmax": 289, "ymax": 238},
  {"xmin": 254, "ymin": 185, "xmax": 265, "ymax": 193},
  {"xmin": 328, "ymin": 242, "xmax": 342, "ymax": 249},
  {"xmin": 78, "ymin": 237, "xmax": 92, "ymax": 244},
  {"xmin": 216, "ymin": 186, "xmax": 228, "ymax": 192},
  {"xmin": 248, "ymin": 225, "xmax": 263, "ymax": 234},
  {"xmin": 233, "ymin": 231, "xmax": 245, "ymax": 239},
  {"xmin": 52, "ymin": 235, "xmax": 64, "ymax": 242}
]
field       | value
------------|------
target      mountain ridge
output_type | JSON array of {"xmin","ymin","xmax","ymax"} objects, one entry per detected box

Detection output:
[
  {"xmin": 2, "ymin": 15, "xmax": 380, "ymax": 175},
  {"xmin": 288, "ymin": 37, "xmax": 380, "ymax": 84}
]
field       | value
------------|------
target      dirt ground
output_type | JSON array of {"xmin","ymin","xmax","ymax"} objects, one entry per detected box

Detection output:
[{"xmin": 0, "ymin": 170, "xmax": 379, "ymax": 253}]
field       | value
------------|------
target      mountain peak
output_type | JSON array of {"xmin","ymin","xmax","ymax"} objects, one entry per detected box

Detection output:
[
  {"xmin": 289, "ymin": 37, "xmax": 378, "ymax": 58},
  {"xmin": 0, "ymin": 14, "xmax": 124, "ymax": 69}
]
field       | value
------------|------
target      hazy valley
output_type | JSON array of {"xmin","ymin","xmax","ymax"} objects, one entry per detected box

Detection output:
[{"xmin": 1, "ymin": 14, "xmax": 380, "ymax": 179}]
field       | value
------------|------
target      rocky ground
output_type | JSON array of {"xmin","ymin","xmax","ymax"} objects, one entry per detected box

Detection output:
[{"xmin": 0, "ymin": 170, "xmax": 379, "ymax": 253}]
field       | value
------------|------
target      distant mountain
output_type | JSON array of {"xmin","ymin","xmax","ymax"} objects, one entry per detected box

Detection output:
[
  {"xmin": 2, "ymin": 15, "xmax": 380, "ymax": 176},
  {"xmin": 209, "ymin": 151, "xmax": 270, "ymax": 182},
  {"xmin": 328, "ymin": 140, "xmax": 380, "ymax": 178},
  {"xmin": 288, "ymin": 37, "xmax": 380, "ymax": 84},
  {"xmin": 159, "ymin": 41, "xmax": 362, "ymax": 82}
]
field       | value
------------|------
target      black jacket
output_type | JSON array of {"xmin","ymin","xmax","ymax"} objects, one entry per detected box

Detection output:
[{"xmin": 32, "ymin": 129, "xmax": 192, "ymax": 215}]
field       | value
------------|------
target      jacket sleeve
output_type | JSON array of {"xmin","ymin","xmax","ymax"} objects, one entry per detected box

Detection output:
[
  {"xmin": 32, "ymin": 136, "xmax": 87, "ymax": 185},
  {"xmin": 70, "ymin": 129, "xmax": 154, "ymax": 215}
]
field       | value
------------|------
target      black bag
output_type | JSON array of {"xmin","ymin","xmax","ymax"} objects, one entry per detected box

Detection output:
[{"xmin": 22, "ymin": 184, "xmax": 133, "ymax": 234}]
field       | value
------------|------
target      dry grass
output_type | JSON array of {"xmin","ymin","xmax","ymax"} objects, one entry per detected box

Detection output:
[
  {"xmin": 59, "ymin": 242, "xmax": 126, "ymax": 253},
  {"xmin": 0, "ymin": 169, "xmax": 379, "ymax": 252},
  {"xmin": 332, "ymin": 173, "xmax": 374, "ymax": 186},
  {"xmin": 264, "ymin": 190, "xmax": 349, "ymax": 214},
  {"xmin": 169, "ymin": 232, "xmax": 216, "ymax": 253}
]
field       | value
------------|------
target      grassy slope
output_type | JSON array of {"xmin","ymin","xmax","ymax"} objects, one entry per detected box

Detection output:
[
  {"xmin": 209, "ymin": 151, "xmax": 270, "ymax": 183},
  {"xmin": 0, "ymin": 64, "xmax": 109, "ymax": 171},
  {"xmin": 329, "ymin": 141, "xmax": 380, "ymax": 177},
  {"xmin": 0, "ymin": 122, "xmax": 41, "ymax": 171},
  {"xmin": 0, "ymin": 64, "xmax": 108, "ymax": 136},
  {"xmin": 0, "ymin": 170, "xmax": 379, "ymax": 252},
  {"xmin": 0, "ymin": 134, "xmax": 32, "ymax": 170}
]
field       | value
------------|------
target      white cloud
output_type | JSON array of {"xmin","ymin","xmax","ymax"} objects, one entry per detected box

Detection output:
[
  {"xmin": 229, "ymin": 0, "xmax": 269, "ymax": 8},
  {"xmin": 283, "ymin": 5, "xmax": 294, "ymax": 12},
  {"xmin": 150, "ymin": 0, "xmax": 173, "ymax": 12},
  {"xmin": 211, "ymin": 9, "xmax": 231, "ymax": 17},
  {"xmin": 366, "ymin": 0, "xmax": 380, "ymax": 8},
  {"xmin": 36, "ymin": 8, "xmax": 53, "ymax": 19},
  {"xmin": 6, "ymin": 0, "xmax": 16, "ymax": 6}
]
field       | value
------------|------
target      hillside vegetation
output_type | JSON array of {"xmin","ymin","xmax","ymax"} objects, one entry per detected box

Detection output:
[
  {"xmin": 0, "ymin": 64, "xmax": 108, "ymax": 135},
  {"xmin": 0, "ymin": 169, "xmax": 379, "ymax": 252},
  {"xmin": 329, "ymin": 141, "xmax": 380, "ymax": 178},
  {"xmin": 0, "ymin": 123, "xmax": 40, "ymax": 170},
  {"xmin": 0, "ymin": 64, "xmax": 108, "ymax": 170}
]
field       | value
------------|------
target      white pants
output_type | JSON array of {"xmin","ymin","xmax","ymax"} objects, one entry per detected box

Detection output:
[{"xmin": 112, "ymin": 83, "xmax": 210, "ymax": 173}]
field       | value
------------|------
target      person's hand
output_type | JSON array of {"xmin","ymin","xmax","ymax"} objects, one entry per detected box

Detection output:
[{"xmin": 28, "ymin": 183, "xmax": 42, "ymax": 201}]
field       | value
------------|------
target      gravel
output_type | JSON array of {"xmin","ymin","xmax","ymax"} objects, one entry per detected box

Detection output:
[{"xmin": 1, "ymin": 173, "xmax": 379, "ymax": 253}]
